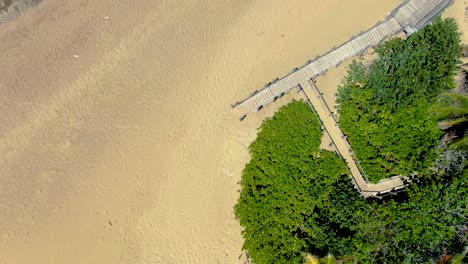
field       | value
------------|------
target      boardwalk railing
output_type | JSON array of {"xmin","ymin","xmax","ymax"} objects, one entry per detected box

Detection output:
[
  {"xmin": 233, "ymin": 0, "xmax": 454, "ymax": 198},
  {"xmin": 232, "ymin": 0, "xmax": 454, "ymax": 121},
  {"xmin": 304, "ymin": 80, "xmax": 406, "ymax": 198}
]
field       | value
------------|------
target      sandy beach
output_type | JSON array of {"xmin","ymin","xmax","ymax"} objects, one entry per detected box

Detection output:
[{"xmin": 1, "ymin": 0, "xmax": 464, "ymax": 263}]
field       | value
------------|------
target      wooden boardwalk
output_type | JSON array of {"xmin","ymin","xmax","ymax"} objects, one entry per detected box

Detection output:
[
  {"xmin": 233, "ymin": 0, "xmax": 453, "ymax": 198},
  {"xmin": 232, "ymin": 0, "xmax": 454, "ymax": 120},
  {"xmin": 303, "ymin": 81, "xmax": 406, "ymax": 198}
]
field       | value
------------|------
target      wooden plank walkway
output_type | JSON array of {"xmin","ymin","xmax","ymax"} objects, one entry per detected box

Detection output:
[
  {"xmin": 302, "ymin": 80, "xmax": 405, "ymax": 198},
  {"xmin": 232, "ymin": 0, "xmax": 454, "ymax": 198},
  {"xmin": 232, "ymin": 0, "xmax": 454, "ymax": 120}
]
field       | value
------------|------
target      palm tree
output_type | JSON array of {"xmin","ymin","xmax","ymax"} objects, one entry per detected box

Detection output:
[
  {"xmin": 451, "ymin": 246, "xmax": 468, "ymax": 264},
  {"xmin": 303, "ymin": 253, "xmax": 338, "ymax": 264},
  {"xmin": 433, "ymin": 91, "xmax": 468, "ymax": 149},
  {"xmin": 456, "ymin": 63, "xmax": 468, "ymax": 92}
]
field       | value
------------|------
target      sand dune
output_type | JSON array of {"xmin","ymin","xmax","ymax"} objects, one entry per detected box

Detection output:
[{"xmin": 7, "ymin": 0, "xmax": 463, "ymax": 263}]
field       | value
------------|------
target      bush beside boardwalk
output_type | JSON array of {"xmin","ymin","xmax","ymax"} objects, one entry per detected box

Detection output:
[
  {"xmin": 235, "ymin": 18, "xmax": 467, "ymax": 263},
  {"xmin": 336, "ymin": 18, "xmax": 462, "ymax": 183}
]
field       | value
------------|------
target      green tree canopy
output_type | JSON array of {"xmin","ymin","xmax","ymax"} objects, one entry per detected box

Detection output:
[
  {"xmin": 336, "ymin": 18, "xmax": 461, "ymax": 182},
  {"xmin": 235, "ymin": 18, "xmax": 466, "ymax": 264}
]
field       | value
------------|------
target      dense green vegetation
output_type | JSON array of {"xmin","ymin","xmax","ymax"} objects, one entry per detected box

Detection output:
[
  {"xmin": 235, "ymin": 101, "xmax": 467, "ymax": 264},
  {"xmin": 235, "ymin": 18, "xmax": 467, "ymax": 263},
  {"xmin": 235, "ymin": 100, "xmax": 351, "ymax": 263},
  {"xmin": 336, "ymin": 18, "xmax": 461, "ymax": 182}
]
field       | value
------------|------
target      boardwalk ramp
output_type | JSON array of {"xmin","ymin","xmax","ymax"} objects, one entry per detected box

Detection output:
[
  {"xmin": 303, "ymin": 80, "xmax": 406, "ymax": 198},
  {"xmin": 233, "ymin": 0, "xmax": 453, "ymax": 198},
  {"xmin": 232, "ymin": 0, "xmax": 454, "ymax": 121}
]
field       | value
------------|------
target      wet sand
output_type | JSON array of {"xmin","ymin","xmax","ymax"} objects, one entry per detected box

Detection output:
[{"xmin": 0, "ymin": 0, "xmax": 440, "ymax": 263}]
